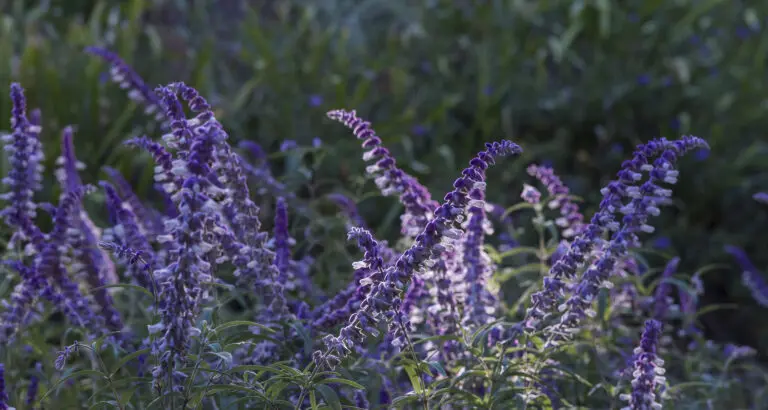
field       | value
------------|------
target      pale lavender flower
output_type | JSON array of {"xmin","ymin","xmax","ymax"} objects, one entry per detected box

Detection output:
[
  {"xmin": 103, "ymin": 166, "xmax": 164, "ymax": 235},
  {"xmin": 458, "ymin": 153, "xmax": 499, "ymax": 337},
  {"xmin": 620, "ymin": 320, "xmax": 665, "ymax": 409},
  {"xmin": 280, "ymin": 140, "xmax": 298, "ymax": 152},
  {"xmin": 326, "ymin": 109, "xmax": 439, "ymax": 239},
  {"xmin": 527, "ymin": 164, "xmax": 584, "ymax": 237},
  {"xmin": 1, "ymin": 84, "xmax": 41, "ymax": 235},
  {"xmin": 547, "ymin": 136, "xmax": 708, "ymax": 343},
  {"xmin": 84, "ymin": 47, "xmax": 164, "ymax": 119},
  {"xmin": 521, "ymin": 184, "xmax": 541, "ymax": 204},
  {"xmin": 312, "ymin": 227, "xmax": 385, "ymax": 330},
  {"xmin": 527, "ymin": 136, "xmax": 707, "ymax": 331},
  {"xmin": 54, "ymin": 342, "xmax": 80, "ymax": 370},
  {"xmin": 100, "ymin": 182, "xmax": 156, "ymax": 290}
]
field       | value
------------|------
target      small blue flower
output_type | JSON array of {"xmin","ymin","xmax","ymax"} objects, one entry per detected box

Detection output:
[
  {"xmin": 411, "ymin": 124, "xmax": 428, "ymax": 136},
  {"xmin": 280, "ymin": 140, "xmax": 298, "ymax": 152},
  {"xmin": 653, "ymin": 236, "xmax": 672, "ymax": 249},
  {"xmin": 312, "ymin": 137, "xmax": 322, "ymax": 148},
  {"xmin": 636, "ymin": 74, "xmax": 651, "ymax": 86},
  {"xmin": 308, "ymin": 94, "xmax": 323, "ymax": 107}
]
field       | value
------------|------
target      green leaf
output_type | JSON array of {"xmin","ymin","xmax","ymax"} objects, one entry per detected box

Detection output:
[
  {"xmin": 315, "ymin": 384, "xmax": 342, "ymax": 410},
  {"xmin": 41, "ymin": 370, "xmax": 107, "ymax": 401},
  {"xmin": 318, "ymin": 378, "xmax": 364, "ymax": 390},
  {"xmin": 403, "ymin": 363, "xmax": 424, "ymax": 394},
  {"xmin": 213, "ymin": 320, "xmax": 275, "ymax": 335},
  {"xmin": 110, "ymin": 347, "xmax": 151, "ymax": 377}
]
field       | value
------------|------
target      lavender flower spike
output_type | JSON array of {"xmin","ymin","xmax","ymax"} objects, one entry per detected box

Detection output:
[
  {"xmin": 527, "ymin": 164, "xmax": 584, "ymax": 237},
  {"xmin": 620, "ymin": 319, "xmax": 666, "ymax": 410},
  {"xmin": 316, "ymin": 140, "xmax": 522, "ymax": 369},
  {"xmin": 84, "ymin": 46, "xmax": 164, "ymax": 119},
  {"xmin": 327, "ymin": 109, "xmax": 439, "ymax": 238},
  {"xmin": 526, "ymin": 136, "xmax": 708, "ymax": 330},
  {"xmin": 547, "ymin": 136, "xmax": 708, "ymax": 344},
  {"xmin": 1, "ymin": 83, "xmax": 41, "ymax": 235}
]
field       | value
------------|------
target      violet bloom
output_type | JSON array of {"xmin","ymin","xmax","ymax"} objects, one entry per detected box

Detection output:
[
  {"xmin": 354, "ymin": 390, "xmax": 370, "ymax": 409},
  {"xmin": 280, "ymin": 140, "xmax": 298, "ymax": 152},
  {"xmin": 458, "ymin": 150, "xmax": 500, "ymax": 337},
  {"xmin": 754, "ymin": 192, "xmax": 768, "ymax": 205},
  {"xmin": 100, "ymin": 182, "xmax": 156, "ymax": 290},
  {"xmin": 312, "ymin": 227, "xmax": 385, "ymax": 330},
  {"xmin": 527, "ymin": 164, "xmax": 585, "ymax": 237},
  {"xmin": 315, "ymin": 140, "xmax": 522, "ymax": 369},
  {"xmin": 326, "ymin": 109, "xmax": 439, "ymax": 239},
  {"xmin": 724, "ymin": 245, "xmax": 768, "ymax": 307},
  {"xmin": 620, "ymin": 319, "xmax": 666, "ymax": 410},
  {"xmin": 273, "ymin": 197, "xmax": 292, "ymax": 284},
  {"xmin": 521, "ymin": 184, "xmax": 541, "ymax": 204},
  {"xmin": 0, "ymin": 260, "xmax": 47, "ymax": 343},
  {"xmin": 652, "ymin": 257, "xmax": 680, "ymax": 320},
  {"xmin": 0, "ymin": 363, "xmax": 7, "ymax": 410},
  {"xmin": 1, "ymin": 84, "xmax": 41, "ymax": 235},
  {"xmin": 56, "ymin": 128, "xmax": 123, "ymax": 333},
  {"xmin": 124, "ymin": 136, "xmax": 179, "ymax": 195},
  {"xmin": 84, "ymin": 47, "xmax": 164, "ymax": 119},
  {"xmin": 526, "ymin": 136, "xmax": 707, "ymax": 331},
  {"xmin": 26, "ymin": 362, "xmax": 41, "ymax": 406},
  {"xmin": 103, "ymin": 166, "xmax": 165, "ymax": 235},
  {"xmin": 547, "ymin": 136, "xmax": 708, "ymax": 343}
]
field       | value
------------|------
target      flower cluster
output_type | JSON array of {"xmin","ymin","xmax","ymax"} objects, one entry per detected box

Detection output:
[
  {"xmin": 316, "ymin": 138, "xmax": 522, "ymax": 368},
  {"xmin": 620, "ymin": 319, "xmax": 666, "ymax": 409}
]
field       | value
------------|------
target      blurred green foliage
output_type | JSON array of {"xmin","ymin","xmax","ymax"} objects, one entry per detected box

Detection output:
[{"xmin": 1, "ymin": 0, "xmax": 767, "ymax": 351}]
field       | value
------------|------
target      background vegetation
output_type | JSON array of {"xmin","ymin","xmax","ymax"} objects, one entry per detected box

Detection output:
[{"xmin": 1, "ymin": 0, "xmax": 767, "ymax": 407}]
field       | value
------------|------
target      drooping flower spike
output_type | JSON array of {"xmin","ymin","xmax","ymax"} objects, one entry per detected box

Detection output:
[{"xmin": 315, "ymin": 139, "xmax": 522, "ymax": 369}]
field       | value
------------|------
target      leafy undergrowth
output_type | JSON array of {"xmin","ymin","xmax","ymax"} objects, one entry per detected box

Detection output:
[{"xmin": 0, "ymin": 48, "xmax": 766, "ymax": 410}]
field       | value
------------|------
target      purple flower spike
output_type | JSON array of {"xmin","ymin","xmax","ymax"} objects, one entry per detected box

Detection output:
[
  {"xmin": 84, "ymin": 47, "xmax": 164, "ymax": 119},
  {"xmin": 725, "ymin": 245, "xmax": 768, "ymax": 307},
  {"xmin": 274, "ymin": 197, "xmax": 291, "ymax": 282},
  {"xmin": 2, "ymin": 83, "xmax": 42, "ymax": 235},
  {"xmin": 527, "ymin": 164, "xmax": 584, "ymax": 237},
  {"xmin": 545, "ymin": 137, "xmax": 708, "ymax": 343},
  {"xmin": 327, "ymin": 109, "xmax": 439, "ymax": 239},
  {"xmin": 526, "ymin": 136, "xmax": 708, "ymax": 332},
  {"xmin": 315, "ymin": 139, "xmax": 522, "ymax": 369},
  {"xmin": 26, "ymin": 362, "xmax": 41, "ymax": 406},
  {"xmin": 620, "ymin": 319, "xmax": 666, "ymax": 410}
]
